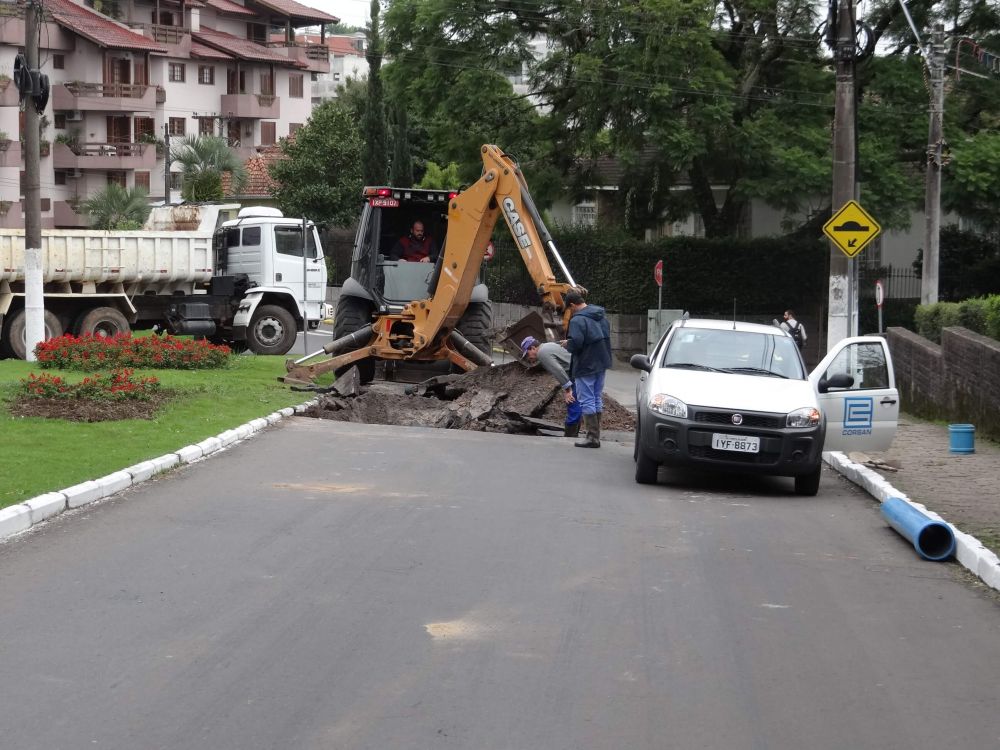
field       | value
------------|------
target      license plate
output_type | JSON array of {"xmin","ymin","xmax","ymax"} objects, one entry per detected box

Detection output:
[
  {"xmin": 369, "ymin": 197, "xmax": 399, "ymax": 208},
  {"xmin": 712, "ymin": 433, "xmax": 760, "ymax": 453}
]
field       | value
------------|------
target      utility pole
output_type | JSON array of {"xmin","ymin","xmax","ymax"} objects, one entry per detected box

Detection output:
[
  {"xmin": 921, "ymin": 24, "xmax": 947, "ymax": 305},
  {"xmin": 23, "ymin": 0, "xmax": 44, "ymax": 361},
  {"xmin": 164, "ymin": 121, "xmax": 171, "ymax": 204},
  {"xmin": 827, "ymin": 0, "xmax": 857, "ymax": 347}
]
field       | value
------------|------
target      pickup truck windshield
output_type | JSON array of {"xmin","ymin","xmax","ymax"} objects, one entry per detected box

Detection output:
[{"xmin": 662, "ymin": 329, "xmax": 804, "ymax": 379}]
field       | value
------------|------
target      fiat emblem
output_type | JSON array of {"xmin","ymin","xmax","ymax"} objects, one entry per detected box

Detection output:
[{"xmin": 731, "ymin": 414, "xmax": 743, "ymax": 425}]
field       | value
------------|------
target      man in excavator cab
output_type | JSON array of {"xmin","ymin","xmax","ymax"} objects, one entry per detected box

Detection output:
[{"xmin": 390, "ymin": 220, "xmax": 440, "ymax": 264}]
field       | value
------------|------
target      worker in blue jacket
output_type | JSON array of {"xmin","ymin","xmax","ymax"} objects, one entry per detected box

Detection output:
[{"xmin": 563, "ymin": 290, "xmax": 612, "ymax": 448}]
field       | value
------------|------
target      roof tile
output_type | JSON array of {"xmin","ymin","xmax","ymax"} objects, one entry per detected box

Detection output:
[
  {"xmin": 194, "ymin": 27, "xmax": 305, "ymax": 66},
  {"xmin": 46, "ymin": 0, "xmax": 167, "ymax": 53}
]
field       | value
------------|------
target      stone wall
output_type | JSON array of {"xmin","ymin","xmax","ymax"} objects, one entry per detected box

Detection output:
[
  {"xmin": 492, "ymin": 302, "xmax": 646, "ymax": 361},
  {"xmin": 886, "ymin": 326, "xmax": 1000, "ymax": 441}
]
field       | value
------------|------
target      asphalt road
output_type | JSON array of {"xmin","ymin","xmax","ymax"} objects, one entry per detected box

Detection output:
[{"xmin": 2, "ymin": 420, "xmax": 999, "ymax": 750}]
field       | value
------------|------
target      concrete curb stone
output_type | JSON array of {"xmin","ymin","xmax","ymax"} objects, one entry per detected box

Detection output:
[
  {"xmin": 824, "ymin": 451, "xmax": 1000, "ymax": 593},
  {"xmin": 0, "ymin": 505, "xmax": 32, "ymax": 540},
  {"xmin": 2, "ymin": 398, "xmax": 313, "ymax": 542}
]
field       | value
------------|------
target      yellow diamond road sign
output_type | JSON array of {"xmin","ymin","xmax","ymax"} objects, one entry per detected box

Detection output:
[{"xmin": 823, "ymin": 200, "xmax": 881, "ymax": 258}]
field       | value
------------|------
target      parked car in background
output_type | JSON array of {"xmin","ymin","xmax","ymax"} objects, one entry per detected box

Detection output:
[{"xmin": 630, "ymin": 319, "xmax": 899, "ymax": 495}]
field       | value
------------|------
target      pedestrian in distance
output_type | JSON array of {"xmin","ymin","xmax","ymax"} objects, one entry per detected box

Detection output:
[
  {"xmin": 563, "ymin": 290, "xmax": 612, "ymax": 448},
  {"xmin": 520, "ymin": 335, "xmax": 583, "ymax": 437},
  {"xmin": 778, "ymin": 309, "xmax": 807, "ymax": 350},
  {"xmin": 390, "ymin": 220, "xmax": 440, "ymax": 263}
]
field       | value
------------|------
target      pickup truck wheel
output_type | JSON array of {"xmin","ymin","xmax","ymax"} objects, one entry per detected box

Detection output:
[
  {"xmin": 455, "ymin": 300, "xmax": 493, "ymax": 356},
  {"xmin": 635, "ymin": 444, "xmax": 660, "ymax": 485},
  {"xmin": 332, "ymin": 295, "xmax": 375, "ymax": 384},
  {"xmin": 794, "ymin": 465, "xmax": 822, "ymax": 496},
  {"xmin": 76, "ymin": 307, "xmax": 130, "ymax": 338},
  {"xmin": 1, "ymin": 309, "xmax": 64, "ymax": 360},
  {"xmin": 248, "ymin": 304, "xmax": 297, "ymax": 355}
]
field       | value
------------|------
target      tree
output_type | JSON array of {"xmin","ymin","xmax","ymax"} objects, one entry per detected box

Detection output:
[
  {"xmin": 269, "ymin": 100, "xmax": 364, "ymax": 227},
  {"xmin": 82, "ymin": 184, "xmax": 151, "ymax": 230},
  {"xmin": 416, "ymin": 161, "xmax": 461, "ymax": 189},
  {"xmin": 170, "ymin": 135, "xmax": 245, "ymax": 202},
  {"xmin": 363, "ymin": 0, "xmax": 389, "ymax": 184},
  {"xmin": 390, "ymin": 102, "xmax": 414, "ymax": 187}
]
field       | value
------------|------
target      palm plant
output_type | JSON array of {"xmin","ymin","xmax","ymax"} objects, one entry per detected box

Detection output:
[
  {"xmin": 170, "ymin": 135, "xmax": 246, "ymax": 201},
  {"xmin": 81, "ymin": 184, "xmax": 151, "ymax": 230}
]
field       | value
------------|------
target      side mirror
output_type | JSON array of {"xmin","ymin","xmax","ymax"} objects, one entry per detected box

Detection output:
[
  {"xmin": 630, "ymin": 353, "xmax": 652, "ymax": 372},
  {"xmin": 818, "ymin": 372, "xmax": 855, "ymax": 393}
]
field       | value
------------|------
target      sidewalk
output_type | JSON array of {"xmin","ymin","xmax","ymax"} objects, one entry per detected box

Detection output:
[{"xmin": 858, "ymin": 416, "xmax": 1000, "ymax": 559}]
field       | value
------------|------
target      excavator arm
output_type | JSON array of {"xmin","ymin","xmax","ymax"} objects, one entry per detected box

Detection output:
[{"xmin": 283, "ymin": 144, "xmax": 581, "ymax": 386}]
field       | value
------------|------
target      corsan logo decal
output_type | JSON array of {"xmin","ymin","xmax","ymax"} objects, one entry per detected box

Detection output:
[
  {"xmin": 842, "ymin": 397, "xmax": 873, "ymax": 435},
  {"xmin": 502, "ymin": 197, "xmax": 533, "ymax": 253}
]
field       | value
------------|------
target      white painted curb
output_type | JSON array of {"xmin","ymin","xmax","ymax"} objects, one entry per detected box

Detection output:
[
  {"xmin": 1, "ymin": 397, "xmax": 319, "ymax": 542},
  {"xmin": 824, "ymin": 451, "xmax": 1000, "ymax": 593}
]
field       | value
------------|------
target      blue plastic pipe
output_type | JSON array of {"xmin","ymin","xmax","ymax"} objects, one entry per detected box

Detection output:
[{"xmin": 880, "ymin": 497, "xmax": 955, "ymax": 561}]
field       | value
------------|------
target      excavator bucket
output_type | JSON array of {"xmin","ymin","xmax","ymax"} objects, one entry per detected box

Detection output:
[{"xmin": 498, "ymin": 310, "xmax": 548, "ymax": 362}]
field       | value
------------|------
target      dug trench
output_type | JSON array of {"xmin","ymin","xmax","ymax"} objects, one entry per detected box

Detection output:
[{"xmin": 300, "ymin": 362, "xmax": 636, "ymax": 435}]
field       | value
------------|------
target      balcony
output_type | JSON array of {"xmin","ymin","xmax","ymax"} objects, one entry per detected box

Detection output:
[
  {"xmin": 54, "ymin": 200, "xmax": 89, "ymax": 228},
  {"xmin": 53, "ymin": 142, "xmax": 157, "ymax": 171},
  {"xmin": 0, "ymin": 200, "xmax": 55, "ymax": 230},
  {"xmin": 267, "ymin": 42, "xmax": 330, "ymax": 74},
  {"xmin": 52, "ymin": 82, "xmax": 157, "ymax": 113},
  {"xmin": 128, "ymin": 23, "xmax": 192, "ymax": 56},
  {"xmin": 220, "ymin": 93, "xmax": 281, "ymax": 119}
]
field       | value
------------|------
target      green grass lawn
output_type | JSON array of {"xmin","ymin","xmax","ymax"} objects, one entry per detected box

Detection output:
[{"xmin": 0, "ymin": 356, "xmax": 313, "ymax": 509}]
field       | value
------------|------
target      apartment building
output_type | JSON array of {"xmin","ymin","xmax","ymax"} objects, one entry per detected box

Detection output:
[{"xmin": 0, "ymin": 0, "xmax": 335, "ymax": 229}]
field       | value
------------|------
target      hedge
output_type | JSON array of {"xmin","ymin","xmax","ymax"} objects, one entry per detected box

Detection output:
[
  {"xmin": 485, "ymin": 225, "xmax": 829, "ymax": 317},
  {"xmin": 914, "ymin": 295, "xmax": 1000, "ymax": 343}
]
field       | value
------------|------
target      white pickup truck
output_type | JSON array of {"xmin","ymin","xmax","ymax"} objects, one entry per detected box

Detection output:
[{"xmin": 0, "ymin": 205, "xmax": 331, "ymax": 358}]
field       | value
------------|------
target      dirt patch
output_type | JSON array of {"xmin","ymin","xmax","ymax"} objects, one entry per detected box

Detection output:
[
  {"xmin": 7, "ymin": 396, "xmax": 165, "ymax": 422},
  {"xmin": 303, "ymin": 362, "xmax": 635, "ymax": 434}
]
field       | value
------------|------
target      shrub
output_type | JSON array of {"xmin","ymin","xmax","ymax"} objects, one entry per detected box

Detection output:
[
  {"xmin": 19, "ymin": 369, "xmax": 160, "ymax": 401},
  {"xmin": 957, "ymin": 297, "xmax": 990, "ymax": 334},
  {"xmin": 914, "ymin": 302, "xmax": 962, "ymax": 342},
  {"xmin": 985, "ymin": 296, "xmax": 1000, "ymax": 341},
  {"xmin": 35, "ymin": 333, "xmax": 231, "ymax": 371}
]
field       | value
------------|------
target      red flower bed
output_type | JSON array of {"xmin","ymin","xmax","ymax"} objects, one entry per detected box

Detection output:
[
  {"xmin": 35, "ymin": 333, "xmax": 231, "ymax": 371},
  {"xmin": 19, "ymin": 369, "xmax": 161, "ymax": 402}
]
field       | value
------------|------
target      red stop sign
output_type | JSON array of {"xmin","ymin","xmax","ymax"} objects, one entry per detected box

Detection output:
[{"xmin": 654, "ymin": 259, "xmax": 663, "ymax": 288}]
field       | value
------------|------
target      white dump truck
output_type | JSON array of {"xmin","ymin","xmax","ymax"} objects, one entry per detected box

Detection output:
[{"xmin": 0, "ymin": 204, "xmax": 331, "ymax": 359}]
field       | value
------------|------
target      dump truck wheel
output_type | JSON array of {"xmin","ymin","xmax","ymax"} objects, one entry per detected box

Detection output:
[
  {"xmin": 2, "ymin": 309, "xmax": 64, "ymax": 360},
  {"xmin": 455, "ymin": 301, "xmax": 493, "ymax": 357},
  {"xmin": 248, "ymin": 304, "xmax": 297, "ymax": 355},
  {"xmin": 333, "ymin": 295, "xmax": 375, "ymax": 384},
  {"xmin": 76, "ymin": 306, "xmax": 130, "ymax": 338}
]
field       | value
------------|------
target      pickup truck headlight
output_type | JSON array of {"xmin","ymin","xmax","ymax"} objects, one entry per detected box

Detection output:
[
  {"xmin": 649, "ymin": 393, "xmax": 687, "ymax": 418},
  {"xmin": 787, "ymin": 407, "xmax": 821, "ymax": 428}
]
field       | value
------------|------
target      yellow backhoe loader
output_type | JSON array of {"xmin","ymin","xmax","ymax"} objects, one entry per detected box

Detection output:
[{"xmin": 282, "ymin": 144, "xmax": 582, "ymax": 386}]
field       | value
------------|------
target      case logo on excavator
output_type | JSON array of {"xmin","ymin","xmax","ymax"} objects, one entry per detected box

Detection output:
[{"xmin": 502, "ymin": 197, "xmax": 532, "ymax": 252}]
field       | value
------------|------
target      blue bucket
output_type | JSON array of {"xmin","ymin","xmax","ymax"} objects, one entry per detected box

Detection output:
[{"xmin": 948, "ymin": 424, "xmax": 975, "ymax": 454}]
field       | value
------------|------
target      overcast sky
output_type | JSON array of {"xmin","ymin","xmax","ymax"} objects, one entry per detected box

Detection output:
[{"xmin": 309, "ymin": 0, "xmax": 371, "ymax": 28}]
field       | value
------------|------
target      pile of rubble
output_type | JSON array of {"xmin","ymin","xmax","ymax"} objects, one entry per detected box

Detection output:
[{"xmin": 302, "ymin": 362, "xmax": 635, "ymax": 435}]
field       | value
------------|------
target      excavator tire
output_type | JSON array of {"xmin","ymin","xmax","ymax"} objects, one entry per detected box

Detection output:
[
  {"xmin": 333, "ymin": 295, "xmax": 376, "ymax": 384},
  {"xmin": 455, "ymin": 300, "xmax": 493, "ymax": 357}
]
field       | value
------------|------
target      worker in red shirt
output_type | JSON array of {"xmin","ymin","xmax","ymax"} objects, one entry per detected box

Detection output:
[{"xmin": 390, "ymin": 220, "xmax": 440, "ymax": 263}]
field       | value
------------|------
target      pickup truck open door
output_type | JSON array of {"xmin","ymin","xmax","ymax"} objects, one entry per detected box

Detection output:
[{"xmin": 809, "ymin": 336, "xmax": 899, "ymax": 453}]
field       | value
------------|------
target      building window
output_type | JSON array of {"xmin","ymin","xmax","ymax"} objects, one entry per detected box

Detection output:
[
  {"xmin": 54, "ymin": 113, "xmax": 66, "ymax": 129},
  {"xmin": 169, "ymin": 172, "xmax": 182, "ymax": 189},
  {"xmin": 260, "ymin": 72, "xmax": 274, "ymax": 96},
  {"xmin": 107, "ymin": 171, "xmax": 127, "ymax": 188},
  {"xmin": 260, "ymin": 121, "xmax": 276, "ymax": 146},
  {"xmin": 168, "ymin": 117, "xmax": 186, "ymax": 136},
  {"xmin": 135, "ymin": 171, "xmax": 150, "ymax": 191},
  {"xmin": 288, "ymin": 122, "xmax": 302, "ymax": 135},
  {"xmin": 572, "ymin": 201, "xmax": 597, "ymax": 227},
  {"xmin": 198, "ymin": 65, "xmax": 214, "ymax": 85},
  {"xmin": 53, "ymin": 54, "xmax": 65, "ymax": 69},
  {"xmin": 199, "ymin": 118, "xmax": 214, "ymax": 136},
  {"xmin": 134, "ymin": 117, "xmax": 155, "ymax": 141},
  {"xmin": 54, "ymin": 171, "xmax": 67, "ymax": 186},
  {"xmin": 288, "ymin": 74, "xmax": 303, "ymax": 98},
  {"xmin": 168, "ymin": 63, "xmax": 185, "ymax": 82}
]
